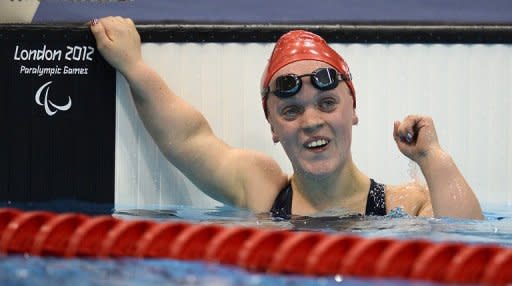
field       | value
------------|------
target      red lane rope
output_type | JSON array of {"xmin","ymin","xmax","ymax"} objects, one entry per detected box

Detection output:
[{"xmin": 0, "ymin": 208, "xmax": 511, "ymax": 285}]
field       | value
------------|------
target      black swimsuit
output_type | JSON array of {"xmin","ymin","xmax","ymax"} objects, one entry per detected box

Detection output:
[{"xmin": 270, "ymin": 179, "xmax": 386, "ymax": 219}]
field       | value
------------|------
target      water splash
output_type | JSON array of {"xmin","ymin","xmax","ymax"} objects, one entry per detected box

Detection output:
[{"xmin": 407, "ymin": 160, "xmax": 425, "ymax": 185}]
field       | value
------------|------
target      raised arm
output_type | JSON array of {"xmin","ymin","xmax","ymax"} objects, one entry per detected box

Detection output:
[
  {"xmin": 393, "ymin": 115, "xmax": 483, "ymax": 219},
  {"xmin": 90, "ymin": 17, "xmax": 285, "ymax": 208}
]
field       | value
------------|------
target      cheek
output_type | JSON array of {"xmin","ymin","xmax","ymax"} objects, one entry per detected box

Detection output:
[
  {"xmin": 335, "ymin": 122, "xmax": 352, "ymax": 142},
  {"xmin": 271, "ymin": 121, "xmax": 300, "ymax": 148},
  {"xmin": 331, "ymin": 110, "xmax": 354, "ymax": 138},
  {"xmin": 274, "ymin": 123, "xmax": 295, "ymax": 141}
]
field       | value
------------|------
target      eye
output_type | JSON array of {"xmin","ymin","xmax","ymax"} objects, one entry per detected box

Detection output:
[
  {"xmin": 318, "ymin": 97, "xmax": 338, "ymax": 112},
  {"xmin": 280, "ymin": 105, "xmax": 303, "ymax": 120}
]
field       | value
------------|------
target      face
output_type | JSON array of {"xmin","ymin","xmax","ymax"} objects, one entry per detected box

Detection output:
[{"xmin": 267, "ymin": 60, "xmax": 358, "ymax": 178}]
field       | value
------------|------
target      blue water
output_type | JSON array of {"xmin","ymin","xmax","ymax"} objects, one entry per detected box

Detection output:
[
  {"xmin": 0, "ymin": 256, "xmax": 442, "ymax": 286},
  {"xmin": 1, "ymin": 202, "xmax": 511, "ymax": 286},
  {"xmin": 114, "ymin": 204, "xmax": 512, "ymax": 246}
]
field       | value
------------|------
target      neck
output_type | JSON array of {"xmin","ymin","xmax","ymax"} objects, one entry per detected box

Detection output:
[{"xmin": 291, "ymin": 160, "xmax": 369, "ymax": 213}]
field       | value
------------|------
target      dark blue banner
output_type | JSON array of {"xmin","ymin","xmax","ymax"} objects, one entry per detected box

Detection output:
[{"xmin": 0, "ymin": 27, "xmax": 115, "ymax": 204}]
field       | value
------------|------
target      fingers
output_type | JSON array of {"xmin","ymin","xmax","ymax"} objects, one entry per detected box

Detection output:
[
  {"xmin": 88, "ymin": 16, "xmax": 141, "ymax": 74},
  {"xmin": 393, "ymin": 121, "xmax": 403, "ymax": 143},
  {"xmin": 90, "ymin": 18, "xmax": 111, "ymax": 48},
  {"xmin": 89, "ymin": 16, "xmax": 135, "ymax": 43},
  {"xmin": 394, "ymin": 115, "xmax": 432, "ymax": 144},
  {"xmin": 394, "ymin": 117, "xmax": 415, "ymax": 144}
]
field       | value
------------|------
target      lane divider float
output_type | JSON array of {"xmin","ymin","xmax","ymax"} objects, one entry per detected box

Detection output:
[{"xmin": 0, "ymin": 208, "xmax": 511, "ymax": 285}]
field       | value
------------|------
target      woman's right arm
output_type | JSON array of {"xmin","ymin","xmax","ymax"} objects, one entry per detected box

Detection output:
[
  {"xmin": 90, "ymin": 17, "xmax": 286, "ymax": 208},
  {"xmin": 91, "ymin": 17, "xmax": 210, "ymax": 160}
]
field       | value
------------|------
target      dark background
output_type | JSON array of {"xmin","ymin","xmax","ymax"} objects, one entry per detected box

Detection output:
[{"xmin": 0, "ymin": 27, "xmax": 115, "ymax": 208}]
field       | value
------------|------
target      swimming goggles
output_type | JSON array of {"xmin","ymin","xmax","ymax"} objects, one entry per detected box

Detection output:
[{"xmin": 262, "ymin": 67, "xmax": 351, "ymax": 98}]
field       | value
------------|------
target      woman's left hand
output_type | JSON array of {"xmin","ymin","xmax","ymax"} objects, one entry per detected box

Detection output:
[{"xmin": 393, "ymin": 115, "xmax": 442, "ymax": 164}]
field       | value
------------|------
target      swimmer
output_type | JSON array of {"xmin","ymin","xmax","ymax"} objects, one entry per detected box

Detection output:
[{"xmin": 90, "ymin": 17, "xmax": 483, "ymax": 220}]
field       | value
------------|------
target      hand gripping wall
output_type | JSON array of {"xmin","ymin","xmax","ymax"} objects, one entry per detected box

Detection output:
[{"xmin": 0, "ymin": 208, "xmax": 511, "ymax": 285}]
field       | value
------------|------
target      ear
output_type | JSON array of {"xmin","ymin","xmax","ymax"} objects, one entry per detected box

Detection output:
[
  {"xmin": 270, "ymin": 125, "xmax": 279, "ymax": 143},
  {"xmin": 352, "ymin": 109, "xmax": 359, "ymax": 125}
]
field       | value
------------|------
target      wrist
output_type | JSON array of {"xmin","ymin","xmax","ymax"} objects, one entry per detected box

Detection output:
[
  {"xmin": 415, "ymin": 146, "xmax": 450, "ymax": 168},
  {"xmin": 119, "ymin": 58, "xmax": 146, "ymax": 80}
]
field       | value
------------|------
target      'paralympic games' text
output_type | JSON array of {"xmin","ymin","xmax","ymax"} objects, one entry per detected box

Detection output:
[{"xmin": 19, "ymin": 65, "xmax": 89, "ymax": 77}]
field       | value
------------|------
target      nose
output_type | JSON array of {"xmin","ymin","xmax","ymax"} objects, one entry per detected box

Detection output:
[{"xmin": 301, "ymin": 107, "xmax": 324, "ymax": 133}]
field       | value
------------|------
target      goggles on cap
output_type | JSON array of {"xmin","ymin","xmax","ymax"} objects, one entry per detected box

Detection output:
[{"xmin": 261, "ymin": 67, "xmax": 351, "ymax": 98}]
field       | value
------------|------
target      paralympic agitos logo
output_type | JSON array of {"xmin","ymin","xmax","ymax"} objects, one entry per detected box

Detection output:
[{"xmin": 34, "ymin": 81, "xmax": 72, "ymax": 116}]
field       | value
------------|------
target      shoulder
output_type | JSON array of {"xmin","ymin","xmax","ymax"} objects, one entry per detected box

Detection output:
[
  {"xmin": 229, "ymin": 149, "xmax": 289, "ymax": 212},
  {"xmin": 230, "ymin": 149, "xmax": 285, "ymax": 181},
  {"xmin": 384, "ymin": 181, "xmax": 433, "ymax": 217}
]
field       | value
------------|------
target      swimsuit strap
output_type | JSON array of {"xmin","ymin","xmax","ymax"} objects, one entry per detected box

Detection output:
[
  {"xmin": 270, "ymin": 183, "xmax": 293, "ymax": 219},
  {"xmin": 365, "ymin": 179, "xmax": 387, "ymax": 216},
  {"xmin": 270, "ymin": 178, "xmax": 387, "ymax": 219}
]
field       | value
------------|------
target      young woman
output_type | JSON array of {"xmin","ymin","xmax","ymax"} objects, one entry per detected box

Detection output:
[{"xmin": 90, "ymin": 17, "xmax": 483, "ymax": 219}]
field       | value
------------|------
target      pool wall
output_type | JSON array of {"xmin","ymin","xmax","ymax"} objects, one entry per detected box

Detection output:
[
  {"xmin": 115, "ymin": 32, "xmax": 512, "ymax": 209},
  {"xmin": 1, "ymin": 24, "xmax": 511, "ymax": 210}
]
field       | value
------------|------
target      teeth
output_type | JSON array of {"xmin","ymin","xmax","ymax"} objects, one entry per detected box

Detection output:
[{"xmin": 306, "ymin": 139, "xmax": 328, "ymax": 148}]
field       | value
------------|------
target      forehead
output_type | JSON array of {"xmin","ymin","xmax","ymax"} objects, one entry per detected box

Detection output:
[{"xmin": 269, "ymin": 60, "xmax": 336, "ymax": 83}]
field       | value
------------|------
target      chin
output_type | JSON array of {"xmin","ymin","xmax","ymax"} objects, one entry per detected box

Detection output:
[{"xmin": 298, "ymin": 161, "xmax": 337, "ymax": 180}]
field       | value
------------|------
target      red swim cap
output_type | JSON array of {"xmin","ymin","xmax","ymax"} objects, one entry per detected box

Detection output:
[{"xmin": 261, "ymin": 30, "xmax": 356, "ymax": 118}]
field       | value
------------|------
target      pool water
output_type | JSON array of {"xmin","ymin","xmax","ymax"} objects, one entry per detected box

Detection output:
[
  {"xmin": 115, "ymin": 204, "xmax": 512, "ymax": 246},
  {"xmin": 0, "ymin": 202, "xmax": 511, "ymax": 286},
  {"xmin": 1, "ymin": 256, "xmax": 444, "ymax": 286}
]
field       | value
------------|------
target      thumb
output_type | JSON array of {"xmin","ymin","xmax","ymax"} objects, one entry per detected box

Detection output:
[{"xmin": 393, "ymin": 120, "xmax": 400, "ymax": 141}]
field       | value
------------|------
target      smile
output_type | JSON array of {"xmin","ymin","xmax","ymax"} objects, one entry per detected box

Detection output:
[{"xmin": 304, "ymin": 138, "xmax": 330, "ymax": 149}]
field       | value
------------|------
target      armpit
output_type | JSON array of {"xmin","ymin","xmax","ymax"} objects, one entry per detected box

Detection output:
[{"xmin": 385, "ymin": 183, "xmax": 432, "ymax": 217}]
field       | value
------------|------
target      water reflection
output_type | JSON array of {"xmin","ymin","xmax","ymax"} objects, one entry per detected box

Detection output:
[{"xmin": 113, "ymin": 204, "xmax": 512, "ymax": 247}]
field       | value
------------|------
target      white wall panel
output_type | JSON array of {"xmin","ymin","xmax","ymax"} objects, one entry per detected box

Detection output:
[{"xmin": 116, "ymin": 42, "xmax": 512, "ymax": 210}]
